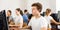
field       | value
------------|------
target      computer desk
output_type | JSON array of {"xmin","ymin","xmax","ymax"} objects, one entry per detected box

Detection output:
[
  {"xmin": 9, "ymin": 25, "xmax": 30, "ymax": 30},
  {"xmin": 9, "ymin": 25, "xmax": 19, "ymax": 30}
]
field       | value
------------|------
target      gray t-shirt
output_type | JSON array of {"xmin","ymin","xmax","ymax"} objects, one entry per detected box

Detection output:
[{"xmin": 14, "ymin": 15, "xmax": 23, "ymax": 28}]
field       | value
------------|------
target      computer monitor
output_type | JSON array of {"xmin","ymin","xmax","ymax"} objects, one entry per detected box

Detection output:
[
  {"xmin": 58, "ymin": 11, "xmax": 60, "ymax": 29},
  {"xmin": 58, "ymin": 11, "xmax": 60, "ymax": 18},
  {"xmin": 58, "ymin": 11, "xmax": 60, "ymax": 22},
  {"xmin": 0, "ymin": 10, "xmax": 8, "ymax": 30}
]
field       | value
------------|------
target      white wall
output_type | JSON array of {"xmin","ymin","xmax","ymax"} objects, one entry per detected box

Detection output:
[
  {"xmin": 56, "ymin": 0, "xmax": 60, "ymax": 11},
  {"xmin": 26, "ymin": 0, "xmax": 56, "ymax": 14},
  {"xmin": 0, "ymin": 0, "xmax": 56, "ymax": 17},
  {"xmin": 49, "ymin": 0, "xmax": 56, "ymax": 13},
  {"xmin": 0, "ymin": 0, "xmax": 25, "ymax": 17},
  {"xmin": 26, "ymin": 0, "xmax": 50, "ymax": 14},
  {"xmin": 0, "ymin": 0, "xmax": 21, "ymax": 10}
]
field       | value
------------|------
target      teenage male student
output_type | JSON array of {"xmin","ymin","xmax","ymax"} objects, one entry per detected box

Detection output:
[{"xmin": 23, "ymin": 2, "xmax": 48, "ymax": 30}]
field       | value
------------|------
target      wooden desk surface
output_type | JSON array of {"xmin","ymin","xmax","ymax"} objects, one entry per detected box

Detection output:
[
  {"xmin": 9, "ymin": 25, "xmax": 30, "ymax": 30},
  {"xmin": 9, "ymin": 25, "xmax": 20, "ymax": 27}
]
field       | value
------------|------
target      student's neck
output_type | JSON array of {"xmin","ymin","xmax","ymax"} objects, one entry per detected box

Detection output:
[
  {"xmin": 45, "ymin": 14, "xmax": 49, "ymax": 16},
  {"xmin": 35, "ymin": 14, "xmax": 41, "ymax": 18},
  {"xmin": 17, "ymin": 14, "xmax": 20, "ymax": 16},
  {"xmin": 8, "ymin": 15, "xmax": 11, "ymax": 17},
  {"xmin": 24, "ymin": 13, "xmax": 26, "ymax": 15},
  {"xmin": 46, "ymin": 15, "xmax": 48, "ymax": 16}
]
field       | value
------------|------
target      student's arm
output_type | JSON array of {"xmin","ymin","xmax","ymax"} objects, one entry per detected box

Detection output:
[
  {"xmin": 49, "ymin": 16, "xmax": 60, "ymax": 25},
  {"xmin": 23, "ymin": 26, "xmax": 31, "ymax": 29},
  {"xmin": 41, "ymin": 27, "xmax": 47, "ymax": 30},
  {"xmin": 51, "ymin": 19, "xmax": 60, "ymax": 25}
]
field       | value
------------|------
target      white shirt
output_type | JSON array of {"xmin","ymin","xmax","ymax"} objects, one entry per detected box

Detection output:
[
  {"xmin": 14, "ymin": 15, "xmax": 23, "ymax": 28},
  {"xmin": 44, "ymin": 16, "xmax": 53, "ymax": 28},
  {"xmin": 28, "ymin": 16, "xmax": 48, "ymax": 30}
]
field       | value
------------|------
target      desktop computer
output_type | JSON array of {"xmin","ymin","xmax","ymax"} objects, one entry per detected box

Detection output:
[{"xmin": 58, "ymin": 11, "xmax": 60, "ymax": 29}]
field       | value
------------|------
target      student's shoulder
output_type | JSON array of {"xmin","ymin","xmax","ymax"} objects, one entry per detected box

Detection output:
[
  {"xmin": 40, "ymin": 16, "xmax": 47, "ymax": 21},
  {"xmin": 49, "ymin": 16, "xmax": 52, "ymax": 18},
  {"xmin": 30, "ymin": 16, "xmax": 35, "ymax": 21},
  {"xmin": 19, "ymin": 15, "xmax": 23, "ymax": 18},
  {"xmin": 31, "ymin": 16, "xmax": 35, "ymax": 19},
  {"xmin": 41, "ymin": 16, "xmax": 45, "ymax": 19},
  {"xmin": 44, "ymin": 16, "xmax": 46, "ymax": 17},
  {"xmin": 40, "ymin": 16, "xmax": 48, "ymax": 23},
  {"xmin": 48, "ymin": 16, "xmax": 53, "ymax": 19}
]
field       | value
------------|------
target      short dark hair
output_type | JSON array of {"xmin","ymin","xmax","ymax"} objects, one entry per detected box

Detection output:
[
  {"xmin": 16, "ymin": 8, "xmax": 23, "ymax": 16},
  {"xmin": 16, "ymin": 8, "xmax": 21, "ymax": 12},
  {"xmin": 46, "ymin": 8, "xmax": 51, "ymax": 13},
  {"xmin": 8, "ymin": 10, "xmax": 12, "ymax": 15},
  {"xmin": 32, "ymin": 2, "xmax": 42, "ymax": 12},
  {"xmin": 24, "ymin": 9, "xmax": 27, "ymax": 13}
]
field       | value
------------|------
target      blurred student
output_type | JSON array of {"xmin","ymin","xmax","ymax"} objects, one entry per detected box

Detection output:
[
  {"xmin": 23, "ymin": 2, "xmax": 48, "ymax": 30},
  {"xmin": 23, "ymin": 10, "xmax": 28, "ymax": 25},
  {"xmin": 7, "ymin": 10, "xmax": 14, "ymax": 25},
  {"xmin": 44, "ymin": 8, "xmax": 60, "ymax": 30},
  {"xmin": 14, "ymin": 8, "xmax": 23, "ymax": 28}
]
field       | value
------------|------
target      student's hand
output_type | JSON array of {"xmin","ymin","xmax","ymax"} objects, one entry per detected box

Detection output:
[
  {"xmin": 41, "ymin": 27, "xmax": 47, "ymax": 30},
  {"xmin": 22, "ymin": 26, "xmax": 31, "ymax": 29},
  {"xmin": 22, "ymin": 26, "xmax": 27, "ymax": 29}
]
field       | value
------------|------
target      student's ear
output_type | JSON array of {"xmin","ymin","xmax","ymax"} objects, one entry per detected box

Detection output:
[{"xmin": 39, "ymin": 9, "xmax": 41, "ymax": 12}]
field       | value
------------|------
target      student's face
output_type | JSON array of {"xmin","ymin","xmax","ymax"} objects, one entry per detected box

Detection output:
[
  {"xmin": 15, "ymin": 10, "xmax": 20, "ymax": 15},
  {"xmin": 32, "ymin": 6, "xmax": 39, "ymax": 16},
  {"xmin": 7, "ymin": 11, "xmax": 11, "ymax": 16},
  {"xmin": 46, "ymin": 10, "xmax": 51, "ymax": 15},
  {"xmin": 46, "ymin": 10, "xmax": 48, "ymax": 14}
]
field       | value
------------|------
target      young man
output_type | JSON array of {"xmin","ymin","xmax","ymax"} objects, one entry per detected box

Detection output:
[{"xmin": 23, "ymin": 2, "xmax": 48, "ymax": 30}]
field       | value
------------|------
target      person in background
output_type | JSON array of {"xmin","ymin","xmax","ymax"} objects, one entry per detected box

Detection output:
[
  {"xmin": 44, "ymin": 8, "xmax": 60, "ymax": 30},
  {"xmin": 23, "ymin": 10, "xmax": 28, "ymax": 27},
  {"xmin": 14, "ymin": 8, "xmax": 23, "ymax": 28},
  {"xmin": 25, "ymin": 9, "xmax": 29, "ymax": 16},
  {"xmin": 23, "ymin": 2, "xmax": 48, "ymax": 30},
  {"xmin": 7, "ymin": 10, "xmax": 14, "ymax": 25}
]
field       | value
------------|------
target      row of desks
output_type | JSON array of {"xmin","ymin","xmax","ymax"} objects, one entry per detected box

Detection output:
[{"xmin": 9, "ymin": 25, "xmax": 30, "ymax": 30}]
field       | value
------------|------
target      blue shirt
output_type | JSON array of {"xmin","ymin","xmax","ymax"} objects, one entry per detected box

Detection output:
[{"xmin": 23, "ymin": 14, "xmax": 28, "ymax": 24}]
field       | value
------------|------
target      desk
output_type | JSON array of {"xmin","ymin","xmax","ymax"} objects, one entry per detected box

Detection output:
[
  {"xmin": 9, "ymin": 25, "xmax": 30, "ymax": 30},
  {"xmin": 9, "ymin": 25, "xmax": 20, "ymax": 30}
]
